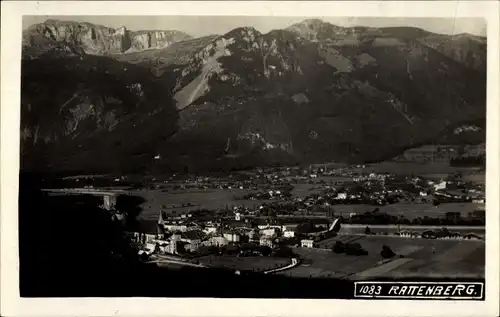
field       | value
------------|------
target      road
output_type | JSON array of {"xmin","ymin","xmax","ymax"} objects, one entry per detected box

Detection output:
[
  {"xmin": 148, "ymin": 255, "xmax": 207, "ymax": 268},
  {"xmin": 264, "ymin": 258, "xmax": 300, "ymax": 274}
]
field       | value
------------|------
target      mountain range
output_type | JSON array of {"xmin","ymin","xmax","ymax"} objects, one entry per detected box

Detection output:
[{"xmin": 20, "ymin": 19, "xmax": 487, "ymax": 173}]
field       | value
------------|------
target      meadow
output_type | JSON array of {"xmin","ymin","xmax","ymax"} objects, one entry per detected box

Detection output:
[
  {"xmin": 329, "ymin": 203, "xmax": 483, "ymax": 220},
  {"xmin": 277, "ymin": 235, "xmax": 484, "ymax": 280},
  {"xmin": 126, "ymin": 188, "xmax": 265, "ymax": 221},
  {"xmin": 196, "ymin": 255, "xmax": 290, "ymax": 272}
]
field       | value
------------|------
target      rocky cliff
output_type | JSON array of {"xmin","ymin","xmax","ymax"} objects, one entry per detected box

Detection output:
[{"xmin": 22, "ymin": 19, "xmax": 192, "ymax": 57}]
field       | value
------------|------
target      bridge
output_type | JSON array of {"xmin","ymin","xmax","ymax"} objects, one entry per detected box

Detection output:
[{"xmin": 41, "ymin": 188, "xmax": 126, "ymax": 210}]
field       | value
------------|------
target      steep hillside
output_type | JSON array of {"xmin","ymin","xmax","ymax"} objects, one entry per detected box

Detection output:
[
  {"xmin": 418, "ymin": 33, "xmax": 486, "ymax": 71},
  {"xmin": 115, "ymin": 35, "xmax": 219, "ymax": 76},
  {"xmin": 162, "ymin": 22, "xmax": 485, "ymax": 168},
  {"xmin": 22, "ymin": 19, "xmax": 192, "ymax": 57},
  {"xmin": 21, "ymin": 54, "xmax": 179, "ymax": 173}
]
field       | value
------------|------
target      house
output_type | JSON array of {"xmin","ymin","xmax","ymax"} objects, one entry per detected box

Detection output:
[
  {"xmin": 301, "ymin": 239, "xmax": 314, "ymax": 248},
  {"xmin": 103, "ymin": 194, "xmax": 117, "ymax": 211},
  {"xmin": 223, "ymin": 232, "xmax": 241, "ymax": 243},
  {"xmin": 164, "ymin": 223, "xmax": 189, "ymax": 232},
  {"xmin": 335, "ymin": 193, "xmax": 347, "ymax": 200},
  {"xmin": 247, "ymin": 230, "xmax": 259, "ymax": 242},
  {"xmin": 204, "ymin": 236, "xmax": 229, "ymax": 247},
  {"xmin": 260, "ymin": 227, "xmax": 277, "ymax": 237},
  {"xmin": 143, "ymin": 243, "xmax": 156, "ymax": 254},
  {"xmin": 283, "ymin": 230, "xmax": 295, "ymax": 238},
  {"xmin": 434, "ymin": 181, "xmax": 447, "ymax": 191},
  {"xmin": 180, "ymin": 230, "xmax": 205, "ymax": 252},
  {"xmin": 399, "ymin": 231, "xmax": 420, "ymax": 238},
  {"xmin": 260, "ymin": 237, "xmax": 274, "ymax": 248},
  {"xmin": 203, "ymin": 226, "xmax": 218, "ymax": 235}
]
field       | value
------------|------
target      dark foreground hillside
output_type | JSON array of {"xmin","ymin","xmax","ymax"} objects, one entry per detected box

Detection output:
[{"xmin": 19, "ymin": 173, "xmax": 485, "ymax": 298}]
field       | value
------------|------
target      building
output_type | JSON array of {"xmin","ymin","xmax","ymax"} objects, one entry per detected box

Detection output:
[
  {"xmin": 283, "ymin": 230, "xmax": 295, "ymax": 238},
  {"xmin": 335, "ymin": 193, "xmax": 347, "ymax": 200},
  {"xmin": 301, "ymin": 239, "xmax": 314, "ymax": 248},
  {"xmin": 260, "ymin": 227, "xmax": 277, "ymax": 237},
  {"xmin": 203, "ymin": 226, "xmax": 218, "ymax": 235},
  {"xmin": 103, "ymin": 194, "xmax": 117, "ymax": 210},
  {"xmin": 166, "ymin": 239, "xmax": 178, "ymax": 254},
  {"xmin": 399, "ymin": 231, "xmax": 420, "ymax": 238},
  {"xmin": 164, "ymin": 223, "xmax": 189, "ymax": 232},
  {"xmin": 180, "ymin": 230, "xmax": 205, "ymax": 252},
  {"xmin": 260, "ymin": 237, "xmax": 274, "ymax": 247},
  {"xmin": 434, "ymin": 181, "xmax": 447, "ymax": 191},
  {"xmin": 203, "ymin": 236, "xmax": 229, "ymax": 247},
  {"xmin": 223, "ymin": 232, "xmax": 241, "ymax": 243}
]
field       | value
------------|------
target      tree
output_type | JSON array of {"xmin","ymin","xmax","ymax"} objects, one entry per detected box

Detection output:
[
  {"xmin": 258, "ymin": 246, "xmax": 272, "ymax": 256},
  {"xmin": 364, "ymin": 226, "xmax": 372, "ymax": 235},
  {"xmin": 332, "ymin": 241, "xmax": 345, "ymax": 254},
  {"xmin": 275, "ymin": 246, "xmax": 294, "ymax": 258},
  {"xmin": 380, "ymin": 245, "xmax": 396, "ymax": 258}
]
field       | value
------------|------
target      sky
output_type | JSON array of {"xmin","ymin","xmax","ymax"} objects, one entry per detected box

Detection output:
[{"xmin": 22, "ymin": 16, "xmax": 487, "ymax": 37}]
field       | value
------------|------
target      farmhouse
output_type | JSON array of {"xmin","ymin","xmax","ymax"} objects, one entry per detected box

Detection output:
[{"xmin": 301, "ymin": 239, "xmax": 314, "ymax": 248}]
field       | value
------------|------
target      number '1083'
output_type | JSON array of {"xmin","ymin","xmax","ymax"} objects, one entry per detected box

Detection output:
[{"xmin": 358, "ymin": 285, "xmax": 382, "ymax": 295}]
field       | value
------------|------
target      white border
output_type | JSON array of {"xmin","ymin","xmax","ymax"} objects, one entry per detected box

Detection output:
[{"xmin": 1, "ymin": 1, "xmax": 499, "ymax": 317}]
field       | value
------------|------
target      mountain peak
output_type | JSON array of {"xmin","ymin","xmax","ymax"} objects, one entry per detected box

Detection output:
[
  {"xmin": 300, "ymin": 18, "xmax": 327, "ymax": 26},
  {"xmin": 223, "ymin": 26, "xmax": 263, "ymax": 39}
]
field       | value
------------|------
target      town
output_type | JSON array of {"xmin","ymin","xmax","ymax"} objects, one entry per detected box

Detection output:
[{"xmin": 44, "ymin": 162, "xmax": 486, "ymax": 279}]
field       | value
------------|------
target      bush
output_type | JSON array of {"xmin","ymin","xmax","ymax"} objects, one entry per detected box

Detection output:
[
  {"xmin": 380, "ymin": 245, "xmax": 396, "ymax": 258},
  {"xmin": 332, "ymin": 241, "xmax": 345, "ymax": 254}
]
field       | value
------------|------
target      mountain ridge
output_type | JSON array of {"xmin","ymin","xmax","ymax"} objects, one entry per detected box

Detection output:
[
  {"xmin": 20, "ymin": 18, "xmax": 487, "ymax": 173},
  {"xmin": 23, "ymin": 19, "xmax": 192, "ymax": 58}
]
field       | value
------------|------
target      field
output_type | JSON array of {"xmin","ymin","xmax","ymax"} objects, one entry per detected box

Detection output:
[
  {"xmin": 125, "ymin": 188, "xmax": 265, "ymax": 221},
  {"xmin": 329, "ymin": 202, "xmax": 483, "ymax": 220},
  {"xmin": 277, "ymin": 235, "xmax": 484, "ymax": 280},
  {"xmin": 196, "ymin": 255, "xmax": 290, "ymax": 272}
]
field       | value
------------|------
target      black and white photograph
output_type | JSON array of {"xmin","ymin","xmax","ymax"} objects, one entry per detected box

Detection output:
[{"xmin": 1, "ymin": 1, "xmax": 499, "ymax": 316}]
